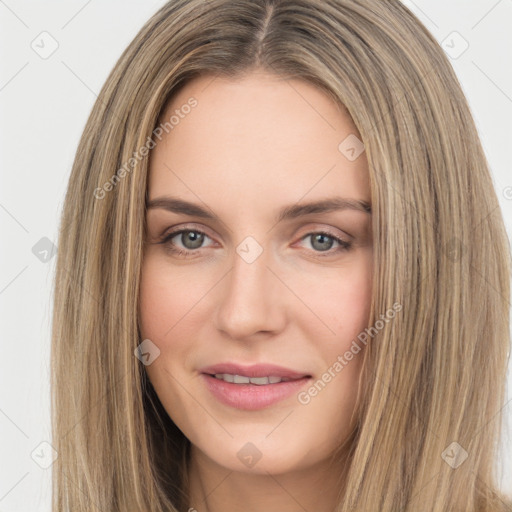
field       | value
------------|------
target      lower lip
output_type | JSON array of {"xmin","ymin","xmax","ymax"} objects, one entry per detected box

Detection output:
[{"xmin": 201, "ymin": 374, "xmax": 311, "ymax": 410}]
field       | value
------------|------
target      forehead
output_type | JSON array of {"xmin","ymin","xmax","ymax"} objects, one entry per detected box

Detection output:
[{"xmin": 148, "ymin": 72, "xmax": 370, "ymax": 216}]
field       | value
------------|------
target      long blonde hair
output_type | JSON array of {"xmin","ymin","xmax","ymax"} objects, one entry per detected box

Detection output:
[{"xmin": 51, "ymin": 1, "xmax": 512, "ymax": 510}]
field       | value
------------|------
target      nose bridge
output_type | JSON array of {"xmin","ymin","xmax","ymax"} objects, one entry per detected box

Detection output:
[{"xmin": 215, "ymin": 239, "xmax": 284, "ymax": 338}]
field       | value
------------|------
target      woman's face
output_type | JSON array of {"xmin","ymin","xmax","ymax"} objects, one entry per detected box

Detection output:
[{"xmin": 139, "ymin": 71, "xmax": 372, "ymax": 476}]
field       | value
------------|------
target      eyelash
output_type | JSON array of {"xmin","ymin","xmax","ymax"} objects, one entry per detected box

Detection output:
[{"xmin": 158, "ymin": 227, "xmax": 353, "ymax": 259}]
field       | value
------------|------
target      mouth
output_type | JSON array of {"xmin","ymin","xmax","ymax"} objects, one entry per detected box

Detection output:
[
  {"xmin": 199, "ymin": 362, "xmax": 311, "ymax": 380},
  {"xmin": 199, "ymin": 363, "xmax": 312, "ymax": 410},
  {"xmin": 207, "ymin": 373, "xmax": 300, "ymax": 385}
]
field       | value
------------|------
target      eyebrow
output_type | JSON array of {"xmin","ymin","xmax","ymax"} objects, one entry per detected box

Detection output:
[{"xmin": 146, "ymin": 196, "xmax": 372, "ymax": 223}]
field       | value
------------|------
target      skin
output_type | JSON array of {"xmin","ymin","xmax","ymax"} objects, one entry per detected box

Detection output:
[{"xmin": 139, "ymin": 70, "xmax": 373, "ymax": 512}]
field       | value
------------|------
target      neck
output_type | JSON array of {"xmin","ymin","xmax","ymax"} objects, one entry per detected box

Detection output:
[{"xmin": 185, "ymin": 444, "xmax": 349, "ymax": 512}]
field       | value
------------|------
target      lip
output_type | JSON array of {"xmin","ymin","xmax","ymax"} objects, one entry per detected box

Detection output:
[
  {"xmin": 199, "ymin": 363, "xmax": 310, "ymax": 380},
  {"xmin": 199, "ymin": 363, "xmax": 312, "ymax": 410}
]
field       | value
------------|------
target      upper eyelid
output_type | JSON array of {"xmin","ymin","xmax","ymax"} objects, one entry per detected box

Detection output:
[
  {"xmin": 152, "ymin": 212, "xmax": 362, "ymax": 239},
  {"xmin": 162, "ymin": 224, "xmax": 217, "ymax": 242},
  {"xmin": 160, "ymin": 221, "xmax": 210, "ymax": 234}
]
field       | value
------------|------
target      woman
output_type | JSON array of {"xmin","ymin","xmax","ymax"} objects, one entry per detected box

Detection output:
[{"xmin": 51, "ymin": 1, "xmax": 512, "ymax": 510}]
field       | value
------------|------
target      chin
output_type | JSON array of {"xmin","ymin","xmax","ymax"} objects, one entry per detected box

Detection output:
[{"xmin": 193, "ymin": 435, "xmax": 324, "ymax": 476}]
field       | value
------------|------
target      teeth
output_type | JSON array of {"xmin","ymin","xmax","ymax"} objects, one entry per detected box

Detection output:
[
  {"xmin": 249, "ymin": 376, "xmax": 270, "ymax": 385},
  {"xmin": 213, "ymin": 374, "xmax": 292, "ymax": 385}
]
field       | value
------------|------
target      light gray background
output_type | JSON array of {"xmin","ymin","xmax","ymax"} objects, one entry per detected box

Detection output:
[{"xmin": 0, "ymin": 1, "xmax": 511, "ymax": 510}]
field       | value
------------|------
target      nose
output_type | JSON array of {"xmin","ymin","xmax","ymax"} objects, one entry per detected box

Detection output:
[{"xmin": 214, "ymin": 242, "xmax": 287, "ymax": 340}]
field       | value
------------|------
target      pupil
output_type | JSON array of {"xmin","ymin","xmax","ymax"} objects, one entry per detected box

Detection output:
[
  {"xmin": 183, "ymin": 231, "xmax": 204, "ymax": 249},
  {"xmin": 312, "ymin": 234, "xmax": 333, "ymax": 251}
]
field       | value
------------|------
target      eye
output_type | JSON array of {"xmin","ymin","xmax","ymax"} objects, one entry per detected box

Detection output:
[
  {"xmin": 157, "ymin": 227, "xmax": 353, "ymax": 259},
  {"xmin": 159, "ymin": 228, "xmax": 214, "ymax": 257},
  {"xmin": 298, "ymin": 231, "xmax": 352, "ymax": 257}
]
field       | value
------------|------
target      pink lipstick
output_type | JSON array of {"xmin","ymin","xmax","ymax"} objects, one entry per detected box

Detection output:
[{"xmin": 199, "ymin": 363, "xmax": 312, "ymax": 410}]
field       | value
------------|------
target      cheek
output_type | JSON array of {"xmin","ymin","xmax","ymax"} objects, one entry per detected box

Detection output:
[
  {"xmin": 138, "ymin": 256, "xmax": 219, "ymax": 395},
  {"xmin": 138, "ymin": 259, "xmax": 192, "ymax": 393},
  {"xmin": 292, "ymin": 251, "xmax": 372, "ymax": 416},
  {"xmin": 294, "ymin": 252, "xmax": 372, "ymax": 344},
  {"xmin": 139, "ymin": 257, "xmax": 205, "ymax": 341},
  {"xmin": 296, "ymin": 263, "xmax": 371, "ymax": 438},
  {"xmin": 138, "ymin": 259, "xmax": 198, "ymax": 411}
]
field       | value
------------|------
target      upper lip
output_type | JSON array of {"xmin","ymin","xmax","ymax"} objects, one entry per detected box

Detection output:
[{"xmin": 200, "ymin": 363, "xmax": 311, "ymax": 380}]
